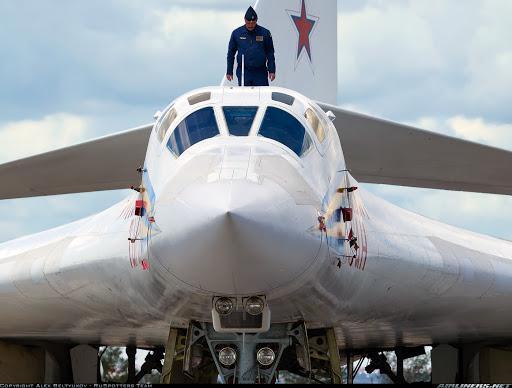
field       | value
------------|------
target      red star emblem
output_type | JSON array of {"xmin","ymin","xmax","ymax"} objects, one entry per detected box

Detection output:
[{"xmin": 289, "ymin": 0, "xmax": 317, "ymax": 62}]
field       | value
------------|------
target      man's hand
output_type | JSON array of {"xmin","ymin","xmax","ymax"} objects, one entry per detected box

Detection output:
[
  {"xmin": 226, "ymin": 74, "xmax": 233, "ymax": 81},
  {"xmin": 269, "ymin": 73, "xmax": 276, "ymax": 82}
]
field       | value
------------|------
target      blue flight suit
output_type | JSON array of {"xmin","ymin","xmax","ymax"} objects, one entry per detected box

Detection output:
[{"xmin": 227, "ymin": 25, "xmax": 276, "ymax": 86}]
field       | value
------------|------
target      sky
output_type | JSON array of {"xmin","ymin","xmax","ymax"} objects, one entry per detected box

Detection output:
[{"xmin": 0, "ymin": 0, "xmax": 511, "ymax": 242}]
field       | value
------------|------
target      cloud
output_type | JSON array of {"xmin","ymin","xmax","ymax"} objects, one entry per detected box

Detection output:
[
  {"xmin": 132, "ymin": 6, "xmax": 240, "ymax": 90},
  {"xmin": 464, "ymin": 1, "xmax": 512, "ymax": 117},
  {"xmin": 366, "ymin": 183, "xmax": 512, "ymax": 241},
  {"xmin": 0, "ymin": 1, "xmax": 240, "ymax": 121},
  {"xmin": 405, "ymin": 115, "xmax": 512, "ymax": 151},
  {"xmin": 2, "ymin": 0, "xmax": 510, "ymax": 124},
  {"xmin": 157, "ymin": 0, "xmax": 246, "ymax": 11},
  {"xmin": 0, "ymin": 113, "xmax": 90, "ymax": 163},
  {"xmin": 338, "ymin": 0, "xmax": 512, "ymax": 122},
  {"xmin": 448, "ymin": 116, "xmax": 512, "ymax": 149}
]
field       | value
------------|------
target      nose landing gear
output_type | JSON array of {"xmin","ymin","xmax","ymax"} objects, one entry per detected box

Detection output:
[
  {"xmin": 160, "ymin": 322, "xmax": 347, "ymax": 384},
  {"xmin": 182, "ymin": 321, "xmax": 309, "ymax": 384}
]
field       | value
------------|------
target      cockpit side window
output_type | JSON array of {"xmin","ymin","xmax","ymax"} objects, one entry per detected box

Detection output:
[
  {"xmin": 157, "ymin": 107, "xmax": 177, "ymax": 142},
  {"xmin": 305, "ymin": 108, "xmax": 326, "ymax": 142},
  {"xmin": 167, "ymin": 107, "xmax": 220, "ymax": 157},
  {"xmin": 259, "ymin": 107, "xmax": 312, "ymax": 157},
  {"xmin": 223, "ymin": 106, "xmax": 258, "ymax": 136}
]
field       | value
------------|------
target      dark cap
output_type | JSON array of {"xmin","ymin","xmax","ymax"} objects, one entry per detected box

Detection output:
[{"xmin": 245, "ymin": 6, "xmax": 257, "ymax": 21}]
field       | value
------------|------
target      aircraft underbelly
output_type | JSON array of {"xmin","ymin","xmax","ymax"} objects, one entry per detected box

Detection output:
[{"xmin": 0, "ymin": 188, "xmax": 512, "ymax": 348}]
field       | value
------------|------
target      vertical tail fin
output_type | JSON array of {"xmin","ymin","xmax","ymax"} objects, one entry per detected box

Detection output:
[{"xmin": 222, "ymin": 0, "xmax": 338, "ymax": 104}]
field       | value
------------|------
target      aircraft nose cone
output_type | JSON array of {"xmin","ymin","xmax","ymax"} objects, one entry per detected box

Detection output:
[{"xmin": 150, "ymin": 179, "xmax": 320, "ymax": 295}]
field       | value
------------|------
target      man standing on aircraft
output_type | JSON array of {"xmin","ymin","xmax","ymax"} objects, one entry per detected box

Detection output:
[{"xmin": 226, "ymin": 6, "xmax": 276, "ymax": 86}]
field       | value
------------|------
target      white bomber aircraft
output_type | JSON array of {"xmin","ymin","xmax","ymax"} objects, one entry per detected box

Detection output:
[{"xmin": 2, "ymin": 0, "xmax": 512, "ymax": 384}]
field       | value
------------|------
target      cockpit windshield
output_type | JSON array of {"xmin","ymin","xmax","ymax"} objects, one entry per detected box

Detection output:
[
  {"xmin": 167, "ymin": 107, "xmax": 219, "ymax": 156},
  {"xmin": 164, "ymin": 102, "xmax": 314, "ymax": 159},
  {"xmin": 259, "ymin": 107, "xmax": 312, "ymax": 157},
  {"xmin": 223, "ymin": 106, "xmax": 258, "ymax": 136}
]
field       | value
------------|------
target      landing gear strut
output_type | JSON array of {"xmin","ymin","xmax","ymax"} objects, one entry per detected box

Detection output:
[
  {"xmin": 306, "ymin": 328, "xmax": 344, "ymax": 383},
  {"xmin": 326, "ymin": 328, "xmax": 343, "ymax": 384},
  {"xmin": 161, "ymin": 328, "xmax": 179, "ymax": 384}
]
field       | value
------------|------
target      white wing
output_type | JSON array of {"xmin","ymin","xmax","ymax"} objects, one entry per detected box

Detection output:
[
  {"xmin": 319, "ymin": 102, "xmax": 512, "ymax": 195},
  {"xmin": 0, "ymin": 124, "xmax": 152, "ymax": 199}
]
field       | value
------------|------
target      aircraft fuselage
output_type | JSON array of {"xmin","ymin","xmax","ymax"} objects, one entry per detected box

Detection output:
[{"xmin": 1, "ymin": 87, "xmax": 512, "ymax": 351}]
